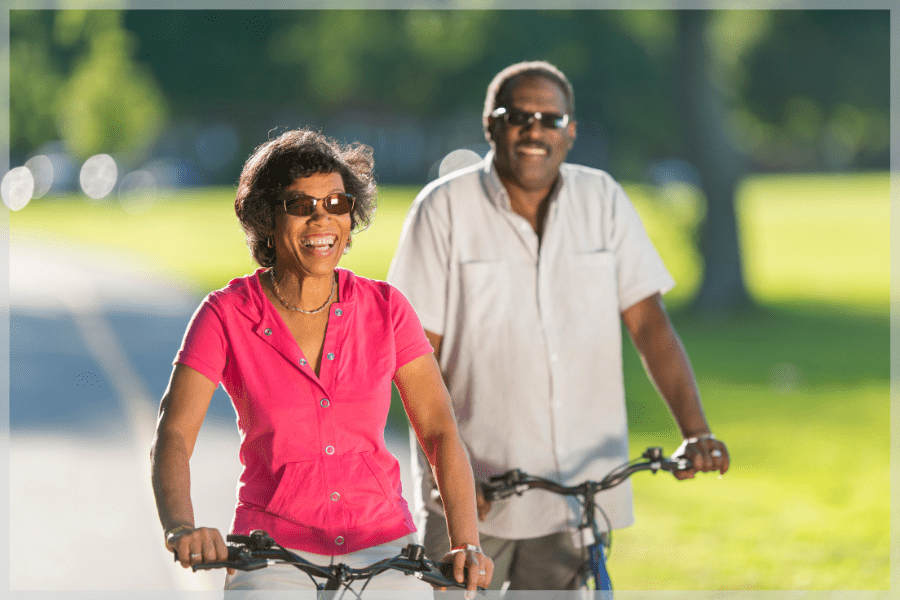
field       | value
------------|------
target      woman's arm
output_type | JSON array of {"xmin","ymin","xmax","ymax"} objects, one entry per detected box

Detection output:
[
  {"xmin": 150, "ymin": 363, "xmax": 231, "ymax": 571},
  {"xmin": 393, "ymin": 353, "xmax": 493, "ymax": 594}
]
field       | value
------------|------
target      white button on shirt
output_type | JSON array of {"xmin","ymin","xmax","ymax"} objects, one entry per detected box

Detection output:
[{"xmin": 388, "ymin": 152, "xmax": 675, "ymax": 539}]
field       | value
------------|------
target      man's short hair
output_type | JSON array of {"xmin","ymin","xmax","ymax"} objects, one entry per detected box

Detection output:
[{"xmin": 482, "ymin": 61, "xmax": 575, "ymax": 133}]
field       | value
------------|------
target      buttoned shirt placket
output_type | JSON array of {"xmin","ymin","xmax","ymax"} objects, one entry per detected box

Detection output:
[
  {"xmin": 258, "ymin": 299, "xmax": 351, "ymax": 551},
  {"xmin": 492, "ymin": 182, "xmax": 570, "ymax": 501}
]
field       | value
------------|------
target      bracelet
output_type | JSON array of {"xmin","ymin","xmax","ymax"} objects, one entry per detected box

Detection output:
[
  {"xmin": 683, "ymin": 433, "xmax": 716, "ymax": 444},
  {"xmin": 165, "ymin": 524, "xmax": 193, "ymax": 540},
  {"xmin": 450, "ymin": 543, "xmax": 483, "ymax": 554}
]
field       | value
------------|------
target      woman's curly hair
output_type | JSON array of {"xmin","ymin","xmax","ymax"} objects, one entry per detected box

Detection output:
[{"xmin": 234, "ymin": 128, "xmax": 377, "ymax": 268}]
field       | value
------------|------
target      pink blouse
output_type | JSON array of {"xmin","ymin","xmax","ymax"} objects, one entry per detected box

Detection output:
[{"xmin": 175, "ymin": 267, "xmax": 433, "ymax": 554}]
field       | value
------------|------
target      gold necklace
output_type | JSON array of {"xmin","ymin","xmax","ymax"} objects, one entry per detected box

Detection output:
[{"xmin": 270, "ymin": 268, "xmax": 335, "ymax": 314}]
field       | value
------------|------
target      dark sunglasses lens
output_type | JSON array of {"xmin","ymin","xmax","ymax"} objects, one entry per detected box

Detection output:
[
  {"xmin": 324, "ymin": 193, "xmax": 353, "ymax": 215},
  {"xmin": 541, "ymin": 114, "xmax": 566, "ymax": 128},
  {"xmin": 285, "ymin": 193, "xmax": 354, "ymax": 216},
  {"xmin": 285, "ymin": 196, "xmax": 314, "ymax": 216},
  {"xmin": 506, "ymin": 110, "xmax": 566, "ymax": 129},
  {"xmin": 506, "ymin": 110, "xmax": 532, "ymax": 126}
]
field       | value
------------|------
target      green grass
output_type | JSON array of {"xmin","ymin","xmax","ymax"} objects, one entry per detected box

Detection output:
[
  {"xmin": 8, "ymin": 172, "xmax": 890, "ymax": 589},
  {"xmin": 615, "ymin": 304, "xmax": 889, "ymax": 589},
  {"xmin": 9, "ymin": 185, "xmax": 423, "ymax": 295}
]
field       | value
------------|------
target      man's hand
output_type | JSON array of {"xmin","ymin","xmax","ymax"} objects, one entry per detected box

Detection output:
[
  {"xmin": 673, "ymin": 436, "xmax": 730, "ymax": 480},
  {"xmin": 475, "ymin": 481, "xmax": 493, "ymax": 521}
]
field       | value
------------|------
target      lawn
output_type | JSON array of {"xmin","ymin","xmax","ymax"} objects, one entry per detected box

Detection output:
[{"xmin": 8, "ymin": 172, "xmax": 890, "ymax": 589}]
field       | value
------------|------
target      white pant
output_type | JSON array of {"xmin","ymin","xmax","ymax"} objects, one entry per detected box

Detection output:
[{"xmin": 223, "ymin": 533, "xmax": 435, "ymax": 598}]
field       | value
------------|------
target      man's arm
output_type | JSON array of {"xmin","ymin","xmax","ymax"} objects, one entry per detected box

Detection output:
[
  {"xmin": 424, "ymin": 330, "xmax": 443, "ymax": 359},
  {"xmin": 620, "ymin": 293, "xmax": 730, "ymax": 478},
  {"xmin": 423, "ymin": 329, "xmax": 492, "ymax": 519}
]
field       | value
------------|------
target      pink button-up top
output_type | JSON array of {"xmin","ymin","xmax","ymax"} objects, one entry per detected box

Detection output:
[{"xmin": 175, "ymin": 267, "xmax": 433, "ymax": 554}]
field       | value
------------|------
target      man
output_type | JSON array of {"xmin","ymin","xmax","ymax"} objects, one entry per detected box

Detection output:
[{"xmin": 387, "ymin": 61, "xmax": 730, "ymax": 591}]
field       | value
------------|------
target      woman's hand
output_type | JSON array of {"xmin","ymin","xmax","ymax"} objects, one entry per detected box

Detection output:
[
  {"xmin": 166, "ymin": 526, "xmax": 234, "ymax": 575},
  {"xmin": 442, "ymin": 545, "xmax": 493, "ymax": 599}
]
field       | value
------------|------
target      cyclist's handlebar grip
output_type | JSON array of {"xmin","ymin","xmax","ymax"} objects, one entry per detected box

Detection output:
[
  {"xmin": 191, "ymin": 557, "xmax": 268, "ymax": 572},
  {"xmin": 435, "ymin": 562, "xmax": 483, "ymax": 589},
  {"xmin": 481, "ymin": 485, "xmax": 515, "ymax": 501}
]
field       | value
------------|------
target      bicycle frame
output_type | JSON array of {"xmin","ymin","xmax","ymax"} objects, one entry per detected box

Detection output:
[{"xmin": 481, "ymin": 447, "xmax": 690, "ymax": 597}]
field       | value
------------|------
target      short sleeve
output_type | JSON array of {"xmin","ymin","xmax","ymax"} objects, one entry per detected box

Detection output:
[
  {"xmin": 389, "ymin": 285, "xmax": 435, "ymax": 370},
  {"xmin": 174, "ymin": 298, "xmax": 228, "ymax": 386},
  {"xmin": 607, "ymin": 181, "xmax": 676, "ymax": 310},
  {"xmin": 386, "ymin": 187, "xmax": 450, "ymax": 336}
]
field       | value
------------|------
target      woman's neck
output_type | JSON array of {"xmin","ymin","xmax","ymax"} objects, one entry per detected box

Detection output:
[{"xmin": 270, "ymin": 267, "xmax": 337, "ymax": 313}]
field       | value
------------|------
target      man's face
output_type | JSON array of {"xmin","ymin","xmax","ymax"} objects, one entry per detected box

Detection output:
[{"xmin": 488, "ymin": 75, "xmax": 576, "ymax": 195}]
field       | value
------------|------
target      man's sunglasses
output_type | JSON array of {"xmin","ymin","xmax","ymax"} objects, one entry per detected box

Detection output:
[
  {"xmin": 490, "ymin": 106, "xmax": 570, "ymax": 130},
  {"xmin": 283, "ymin": 192, "xmax": 355, "ymax": 217}
]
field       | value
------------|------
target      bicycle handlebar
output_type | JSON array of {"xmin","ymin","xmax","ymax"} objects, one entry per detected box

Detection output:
[
  {"xmin": 481, "ymin": 447, "xmax": 692, "ymax": 502},
  {"xmin": 177, "ymin": 530, "xmax": 478, "ymax": 590}
]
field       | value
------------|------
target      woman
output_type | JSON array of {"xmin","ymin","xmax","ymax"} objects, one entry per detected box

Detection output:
[{"xmin": 150, "ymin": 128, "xmax": 492, "ymax": 597}]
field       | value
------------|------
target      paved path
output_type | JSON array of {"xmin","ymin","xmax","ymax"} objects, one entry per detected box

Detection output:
[{"xmin": 8, "ymin": 240, "xmax": 414, "ymax": 594}]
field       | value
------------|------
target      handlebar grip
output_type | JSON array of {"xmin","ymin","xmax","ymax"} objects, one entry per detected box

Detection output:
[
  {"xmin": 666, "ymin": 456, "xmax": 693, "ymax": 471},
  {"xmin": 191, "ymin": 556, "xmax": 268, "ymax": 572},
  {"xmin": 431, "ymin": 562, "xmax": 483, "ymax": 590},
  {"xmin": 481, "ymin": 484, "xmax": 518, "ymax": 502}
]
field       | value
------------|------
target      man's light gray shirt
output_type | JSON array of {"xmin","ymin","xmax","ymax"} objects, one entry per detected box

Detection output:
[{"xmin": 387, "ymin": 152, "xmax": 675, "ymax": 539}]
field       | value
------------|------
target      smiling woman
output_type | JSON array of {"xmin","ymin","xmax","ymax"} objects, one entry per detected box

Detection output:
[{"xmin": 149, "ymin": 127, "xmax": 492, "ymax": 597}]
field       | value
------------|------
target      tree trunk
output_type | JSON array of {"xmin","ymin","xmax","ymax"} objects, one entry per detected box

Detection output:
[{"xmin": 675, "ymin": 10, "xmax": 752, "ymax": 315}]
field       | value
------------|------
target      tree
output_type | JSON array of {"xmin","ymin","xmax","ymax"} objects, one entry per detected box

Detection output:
[
  {"xmin": 10, "ymin": 10, "xmax": 168, "ymax": 162},
  {"xmin": 674, "ymin": 10, "xmax": 751, "ymax": 314}
]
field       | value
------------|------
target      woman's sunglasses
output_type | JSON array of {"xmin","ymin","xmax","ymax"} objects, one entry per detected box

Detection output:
[
  {"xmin": 490, "ymin": 106, "xmax": 570, "ymax": 130},
  {"xmin": 283, "ymin": 192, "xmax": 355, "ymax": 217}
]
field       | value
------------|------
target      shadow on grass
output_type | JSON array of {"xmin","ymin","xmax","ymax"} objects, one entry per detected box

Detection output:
[{"xmin": 623, "ymin": 300, "xmax": 889, "ymax": 435}]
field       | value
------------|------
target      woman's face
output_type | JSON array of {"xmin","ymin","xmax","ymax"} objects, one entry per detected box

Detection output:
[{"xmin": 272, "ymin": 171, "xmax": 352, "ymax": 279}]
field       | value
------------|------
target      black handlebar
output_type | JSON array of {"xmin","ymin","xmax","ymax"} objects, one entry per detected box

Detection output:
[
  {"xmin": 176, "ymin": 530, "xmax": 478, "ymax": 590},
  {"xmin": 481, "ymin": 447, "xmax": 692, "ymax": 502}
]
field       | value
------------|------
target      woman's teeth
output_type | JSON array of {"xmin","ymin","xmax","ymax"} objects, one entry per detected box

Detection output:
[{"xmin": 303, "ymin": 236, "xmax": 336, "ymax": 248}]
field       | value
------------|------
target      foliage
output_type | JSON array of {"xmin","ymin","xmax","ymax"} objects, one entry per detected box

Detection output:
[
  {"xmin": 11, "ymin": 10, "xmax": 169, "ymax": 162},
  {"xmin": 740, "ymin": 10, "xmax": 890, "ymax": 170}
]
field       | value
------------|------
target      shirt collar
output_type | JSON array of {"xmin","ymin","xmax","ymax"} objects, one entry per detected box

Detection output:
[{"xmin": 229, "ymin": 267, "xmax": 355, "ymax": 324}]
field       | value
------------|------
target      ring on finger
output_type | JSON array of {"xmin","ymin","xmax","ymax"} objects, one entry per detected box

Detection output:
[
  {"xmin": 479, "ymin": 570, "xmax": 486, "ymax": 575},
  {"xmin": 190, "ymin": 553, "xmax": 202, "ymax": 559},
  {"xmin": 710, "ymin": 449, "xmax": 723, "ymax": 458}
]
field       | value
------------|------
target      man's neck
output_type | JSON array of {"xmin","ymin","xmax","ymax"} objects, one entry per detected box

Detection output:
[{"xmin": 500, "ymin": 176, "xmax": 558, "ymax": 239}]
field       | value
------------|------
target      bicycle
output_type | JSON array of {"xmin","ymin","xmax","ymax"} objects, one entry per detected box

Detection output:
[
  {"xmin": 480, "ymin": 446, "xmax": 692, "ymax": 598},
  {"xmin": 176, "ymin": 528, "xmax": 483, "ymax": 599}
]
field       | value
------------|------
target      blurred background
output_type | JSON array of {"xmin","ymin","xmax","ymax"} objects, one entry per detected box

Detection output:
[{"xmin": 4, "ymin": 6, "xmax": 891, "ymax": 596}]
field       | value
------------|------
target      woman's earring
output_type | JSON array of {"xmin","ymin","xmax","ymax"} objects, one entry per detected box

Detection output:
[{"xmin": 267, "ymin": 236, "xmax": 273, "ymax": 248}]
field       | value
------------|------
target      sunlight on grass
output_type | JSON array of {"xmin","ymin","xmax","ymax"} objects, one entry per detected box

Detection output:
[
  {"xmin": 9, "ymin": 173, "xmax": 888, "ymax": 313},
  {"xmin": 617, "ymin": 384, "xmax": 889, "ymax": 590},
  {"xmin": 737, "ymin": 173, "xmax": 889, "ymax": 311}
]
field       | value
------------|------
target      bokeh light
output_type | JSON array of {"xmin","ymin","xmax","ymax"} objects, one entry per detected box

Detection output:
[
  {"xmin": 24, "ymin": 155, "xmax": 54, "ymax": 199},
  {"xmin": 118, "ymin": 170, "xmax": 158, "ymax": 215},
  {"xmin": 438, "ymin": 148, "xmax": 482, "ymax": 178},
  {"xmin": 79, "ymin": 154, "xmax": 118, "ymax": 200},
  {"xmin": 1, "ymin": 167, "xmax": 35, "ymax": 211}
]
